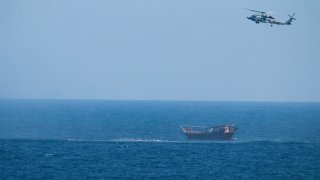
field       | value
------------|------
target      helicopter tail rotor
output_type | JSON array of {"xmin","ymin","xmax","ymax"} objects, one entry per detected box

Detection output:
[
  {"xmin": 286, "ymin": 13, "xmax": 296, "ymax": 25},
  {"xmin": 288, "ymin": 13, "xmax": 296, "ymax": 20}
]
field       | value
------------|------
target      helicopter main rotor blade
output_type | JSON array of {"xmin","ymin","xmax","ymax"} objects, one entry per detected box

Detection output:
[{"xmin": 243, "ymin": 8, "xmax": 267, "ymax": 14}]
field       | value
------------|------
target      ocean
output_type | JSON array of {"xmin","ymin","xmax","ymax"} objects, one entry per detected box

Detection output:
[{"xmin": 0, "ymin": 99, "xmax": 320, "ymax": 179}]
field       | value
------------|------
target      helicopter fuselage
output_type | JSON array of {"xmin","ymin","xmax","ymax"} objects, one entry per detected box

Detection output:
[
  {"xmin": 247, "ymin": 15, "xmax": 265, "ymax": 23},
  {"xmin": 247, "ymin": 14, "xmax": 275, "ymax": 24}
]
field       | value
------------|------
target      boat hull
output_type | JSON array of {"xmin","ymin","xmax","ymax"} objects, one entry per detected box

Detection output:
[
  {"xmin": 184, "ymin": 131, "xmax": 235, "ymax": 140},
  {"xmin": 180, "ymin": 124, "xmax": 237, "ymax": 140}
]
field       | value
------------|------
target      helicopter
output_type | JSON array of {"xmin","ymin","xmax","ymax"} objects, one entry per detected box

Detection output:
[{"xmin": 244, "ymin": 8, "xmax": 296, "ymax": 27}]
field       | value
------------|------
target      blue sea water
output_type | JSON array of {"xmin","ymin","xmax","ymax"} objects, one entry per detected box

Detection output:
[{"xmin": 0, "ymin": 100, "xmax": 320, "ymax": 179}]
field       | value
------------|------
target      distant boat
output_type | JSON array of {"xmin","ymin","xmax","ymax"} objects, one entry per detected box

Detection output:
[{"xmin": 180, "ymin": 124, "xmax": 237, "ymax": 140}]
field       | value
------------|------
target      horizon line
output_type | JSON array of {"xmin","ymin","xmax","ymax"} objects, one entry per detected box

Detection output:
[{"xmin": 1, "ymin": 98, "xmax": 319, "ymax": 103}]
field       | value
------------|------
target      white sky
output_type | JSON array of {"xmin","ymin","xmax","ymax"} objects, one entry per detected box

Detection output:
[{"xmin": 1, "ymin": 0, "xmax": 319, "ymax": 101}]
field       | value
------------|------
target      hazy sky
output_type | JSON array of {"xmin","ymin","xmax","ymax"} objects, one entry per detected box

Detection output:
[{"xmin": 1, "ymin": 0, "xmax": 319, "ymax": 101}]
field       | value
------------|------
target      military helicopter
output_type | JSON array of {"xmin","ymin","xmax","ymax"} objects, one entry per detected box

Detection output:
[{"xmin": 244, "ymin": 8, "xmax": 296, "ymax": 27}]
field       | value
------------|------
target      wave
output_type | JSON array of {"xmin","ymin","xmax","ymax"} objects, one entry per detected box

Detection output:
[
  {"xmin": 231, "ymin": 138, "xmax": 319, "ymax": 144},
  {"xmin": 65, "ymin": 138, "xmax": 242, "ymax": 144},
  {"xmin": 67, "ymin": 138, "xmax": 183, "ymax": 143},
  {"xmin": 110, "ymin": 138, "xmax": 180, "ymax": 143},
  {"xmin": 1, "ymin": 138, "xmax": 317, "ymax": 144},
  {"xmin": 66, "ymin": 138, "xmax": 319, "ymax": 144}
]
